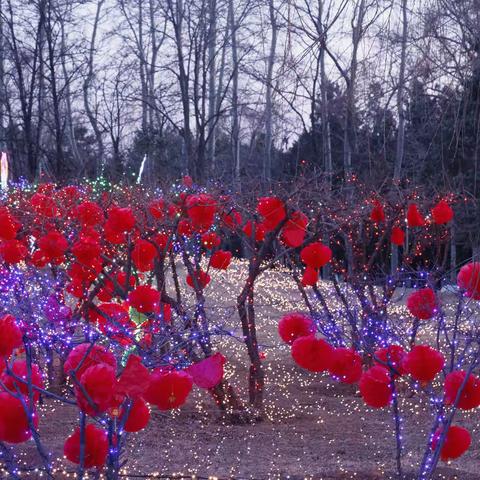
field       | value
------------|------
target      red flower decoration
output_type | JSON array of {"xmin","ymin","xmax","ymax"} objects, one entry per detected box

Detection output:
[
  {"xmin": 187, "ymin": 353, "xmax": 226, "ymax": 389},
  {"xmin": 432, "ymin": 425, "xmax": 471, "ymax": 461},
  {"xmin": 457, "ymin": 262, "xmax": 480, "ymax": 299},
  {"xmin": 0, "ymin": 314, "xmax": 22, "ymax": 357},
  {"xmin": 402, "ymin": 345, "xmax": 444, "ymax": 384},
  {"xmin": 0, "ymin": 208, "xmax": 21, "ymax": 241},
  {"xmin": 64, "ymin": 424, "xmax": 108, "ymax": 468},
  {"xmin": 407, "ymin": 288, "xmax": 437, "ymax": 320},
  {"xmin": 431, "ymin": 200, "xmax": 453, "ymax": 225},
  {"xmin": 144, "ymin": 370, "xmax": 193, "ymax": 410},
  {"xmin": 444, "ymin": 370, "xmax": 480, "ymax": 410},
  {"xmin": 30, "ymin": 193, "xmax": 58, "ymax": 217},
  {"xmin": 38, "ymin": 231, "xmax": 69, "ymax": 263},
  {"xmin": 328, "ymin": 347, "xmax": 363, "ymax": 384},
  {"xmin": 359, "ymin": 366, "xmax": 392, "ymax": 408},
  {"xmin": 128, "ymin": 285, "xmax": 160, "ymax": 313},
  {"xmin": 209, "ymin": 250, "xmax": 232, "ymax": 270},
  {"xmin": 291, "ymin": 335, "xmax": 332, "ymax": 372},
  {"xmin": 177, "ymin": 218, "xmax": 194, "ymax": 237},
  {"xmin": 257, "ymin": 197, "xmax": 286, "ymax": 231},
  {"xmin": 0, "ymin": 392, "xmax": 38, "ymax": 443},
  {"xmin": 71, "ymin": 237, "xmax": 102, "ymax": 265},
  {"xmin": 243, "ymin": 221, "xmax": 266, "ymax": 242},
  {"xmin": 300, "ymin": 242, "xmax": 332, "ymax": 269},
  {"xmin": 148, "ymin": 199, "xmax": 165, "ymax": 220},
  {"xmin": 278, "ymin": 312, "xmax": 315, "ymax": 345},
  {"xmin": 407, "ymin": 203, "xmax": 425, "ymax": 227},
  {"xmin": 116, "ymin": 355, "xmax": 151, "ymax": 400}
]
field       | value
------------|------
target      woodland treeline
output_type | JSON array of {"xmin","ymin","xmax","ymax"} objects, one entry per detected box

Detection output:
[{"xmin": 0, "ymin": 0, "xmax": 479, "ymax": 197}]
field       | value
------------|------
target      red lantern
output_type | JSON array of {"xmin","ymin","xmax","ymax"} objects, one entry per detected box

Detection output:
[
  {"xmin": 359, "ymin": 366, "xmax": 392, "ymax": 408},
  {"xmin": 444, "ymin": 370, "xmax": 480, "ymax": 410},
  {"xmin": 187, "ymin": 353, "xmax": 226, "ymax": 389},
  {"xmin": 281, "ymin": 211, "xmax": 308, "ymax": 247},
  {"xmin": 300, "ymin": 242, "xmax": 332, "ymax": 269},
  {"xmin": 1, "ymin": 360, "xmax": 44, "ymax": 403},
  {"xmin": 0, "ymin": 314, "xmax": 22, "ymax": 357},
  {"xmin": 457, "ymin": 262, "xmax": 480, "ymax": 299},
  {"xmin": 64, "ymin": 344, "xmax": 117, "ymax": 380},
  {"xmin": 301, "ymin": 266, "xmax": 318, "ymax": 287},
  {"xmin": 123, "ymin": 397, "xmax": 150, "ymax": 433},
  {"xmin": 407, "ymin": 203, "xmax": 425, "ymax": 227},
  {"xmin": 390, "ymin": 227, "xmax": 405, "ymax": 246},
  {"xmin": 432, "ymin": 425, "xmax": 471, "ymax": 461},
  {"xmin": 278, "ymin": 312, "xmax": 315, "ymax": 345},
  {"xmin": 75, "ymin": 201, "xmax": 104, "ymax": 227},
  {"xmin": 291, "ymin": 335, "xmax": 332, "ymax": 372},
  {"xmin": 186, "ymin": 270, "xmax": 211, "ymax": 289},
  {"xmin": 328, "ymin": 347, "xmax": 363, "ymax": 384},
  {"xmin": 402, "ymin": 345, "xmax": 444, "ymax": 384},
  {"xmin": 144, "ymin": 370, "xmax": 193, "ymax": 410},
  {"xmin": 0, "ymin": 392, "xmax": 38, "ymax": 443},
  {"xmin": 128, "ymin": 285, "xmax": 160, "ymax": 313},
  {"xmin": 186, "ymin": 194, "xmax": 217, "ymax": 231},
  {"xmin": 431, "ymin": 200, "xmax": 453, "ymax": 225},
  {"xmin": 209, "ymin": 250, "xmax": 232, "ymax": 270},
  {"xmin": 406, "ymin": 288, "xmax": 437, "ymax": 320},
  {"xmin": 131, "ymin": 239, "xmax": 157, "ymax": 272},
  {"xmin": 64, "ymin": 424, "xmax": 108, "ymax": 468},
  {"xmin": 201, "ymin": 232, "xmax": 221, "ymax": 249},
  {"xmin": 370, "ymin": 200, "xmax": 385, "ymax": 223},
  {"xmin": 106, "ymin": 206, "xmax": 136, "ymax": 233},
  {"xmin": 374, "ymin": 345, "xmax": 406, "ymax": 377},
  {"xmin": 256, "ymin": 197, "xmax": 286, "ymax": 231}
]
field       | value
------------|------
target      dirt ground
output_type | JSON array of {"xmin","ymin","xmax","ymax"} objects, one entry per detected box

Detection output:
[{"xmin": 11, "ymin": 261, "xmax": 480, "ymax": 479}]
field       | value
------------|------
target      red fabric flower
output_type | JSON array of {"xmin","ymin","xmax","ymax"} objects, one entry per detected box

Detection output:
[
  {"xmin": 257, "ymin": 197, "xmax": 286, "ymax": 231},
  {"xmin": 278, "ymin": 312, "xmax": 315, "ymax": 345},
  {"xmin": 374, "ymin": 345, "xmax": 406, "ymax": 377},
  {"xmin": 432, "ymin": 425, "xmax": 471, "ymax": 461},
  {"xmin": 359, "ymin": 366, "xmax": 392, "ymax": 408},
  {"xmin": 68, "ymin": 259, "xmax": 102, "ymax": 283},
  {"xmin": 186, "ymin": 194, "xmax": 217, "ymax": 231},
  {"xmin": 75, "ymin": 363, "xmax": 116, "ymax": 416},
  {"xmin": 187, "ymin": 353, "xmax": 226, "ymax": 389},
  {"xmin": 370, "ymin": 200, "xmax": 385, "ymax": 223},
  {"xmin": 64, "ymin": 344, "xmax": 117, "ymax": 379},
  {"xmin": 131, "ymin": 239, "xmax": 157, "ymax": 272},
  {"xmin": 186, "ymin": 270, "xmax": 211, "ymax": 289},
  {"xmin": 201, "ymin": 232, "xmax": 221, "ymax": 249},
  {"xmin": 300, "ymin": 242, "xmax": 332, "ymax": 269},
  {"xmin": 30, "ymin": 193, "xmax": 58, "ymax": 217},
  {"xmin": 1, "ymin": 360, "xmax": 44, "ymax": 403},
  {"xmin": 407, "ymin": 203, "xmax": 425, "ymax": 227},
  {"xmin": 177, "ymin": 218, "xmax": 194, "ymax": 237},
  {"xmin": 328, "ymin": 347, "xmax": 363, "ymax": 384},
  {"xmin": 209, "ymin": 250, "xmax": 232, "ymax": 270},
  {"xmin": 0, "ymin": 239, "xmax": 27, "ymax": 264},
  {"xmin": 431, "ymin": 200, "xmax": 453, "ymax": 224},
  {"xmin": 281, "ymin": 211, "xmax": 308, "ymax": 247},
  {"xmin": 291, "ymin": 335, "xmax": 332, "ymax": 372},
  {"xmin": 75, "ymin": 201, "xmax": 104, "ymax": 227},
  {"xmin": 301, "ymin": 266, "xmax": 318, "ymax": 286},
  {"xmin": 390, "ymin": 227, "xmax": 405, "ymax": 246},
  {"xmin": 144, "ymin": 370, "xmax": 193, "ymax": 410},
  {"xmin": 106, "ymin": 206, "xmax": 136, "ymax": 233},
  {"xmin": 0, "ymin": 392, "xmax": 38, "ymax": 443},
  {"xmin": 222, "ymin": 210, "xmax": 242, "ymax": 229},
  {"xmin": 64, "ymin": 424, "xmax": 108, "ymax": 468},
  {"xmin": 407, "ymin": 288, "xmax": 437, "ymax": 320},
  {"xmin": 153, "ymin": 232, "xmax": 170, "ymax": 252},
  {"xmin": 457, "ymin": 262, "xmax": 480, "ymax": 299},
  {"xmin": 128, "ymin": 285, "xmax": 160, "ymax": 313},
  {"xmin": 402, "ymin": 345, "xmax": 444, "ymax": 384},
  {"xmin": 0, "ymin": 314, "xmax": 22, "ymax": 357},
  {"xmin": 123, "ymin": 397, "xmax": 150, "ymax": 432},
  {"xmin": 444, "ymin": 370, "xmax": 480, "ymax": 410}
]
